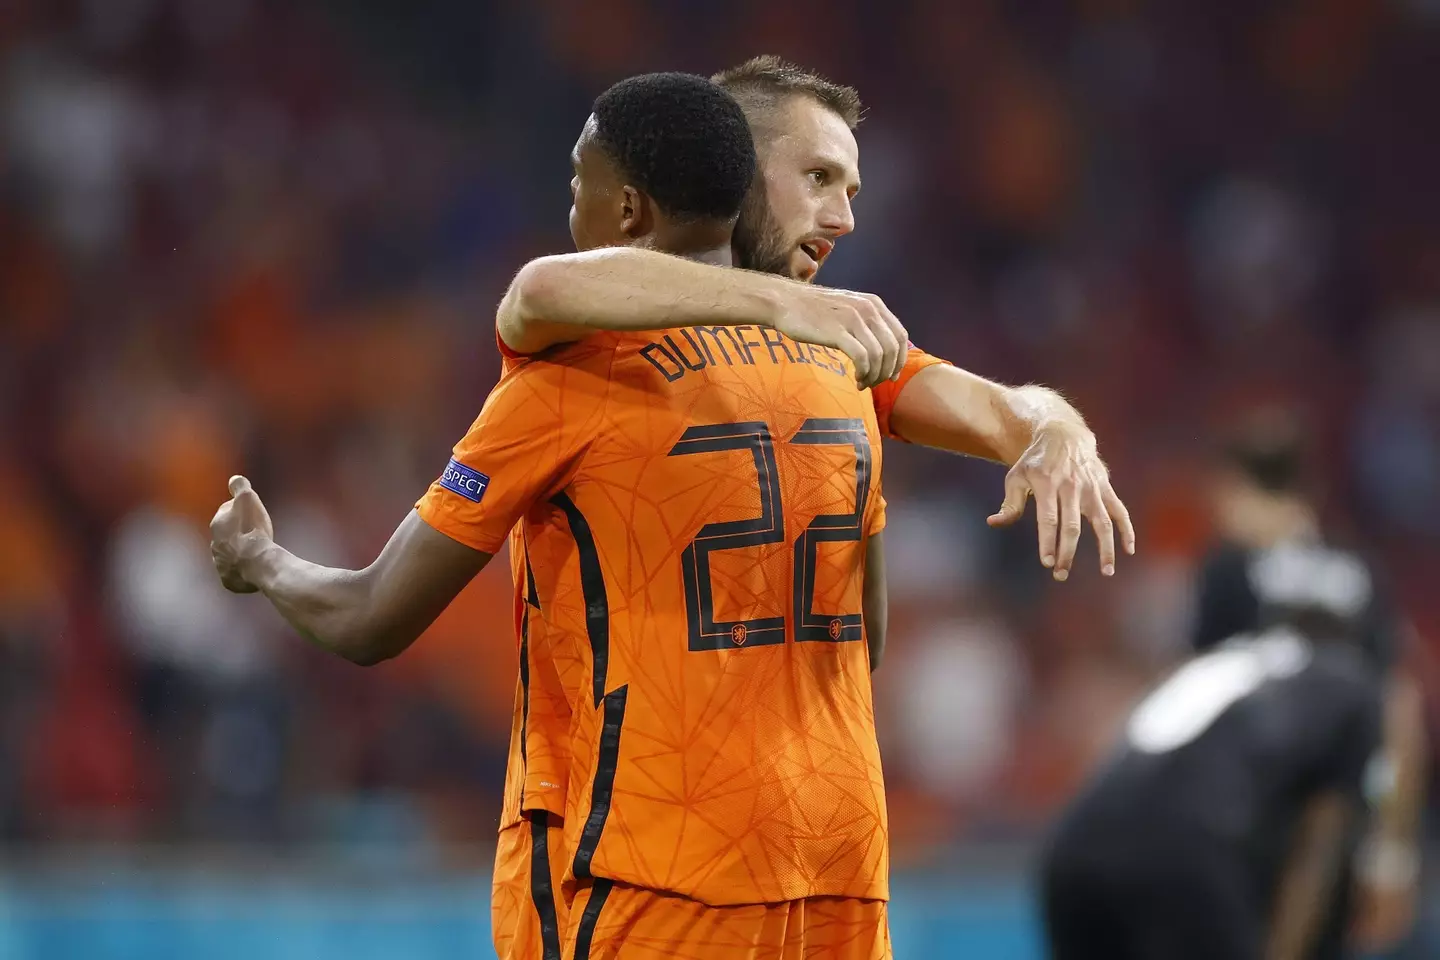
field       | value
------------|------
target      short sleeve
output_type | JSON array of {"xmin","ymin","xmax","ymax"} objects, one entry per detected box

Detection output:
[
  {"xmin": 416, "ymin": 344, "xmax": 613, "ymax": 554},
  {"xmin": 870, "ymin": 343, "xmax": 950, "ymax": 441}
]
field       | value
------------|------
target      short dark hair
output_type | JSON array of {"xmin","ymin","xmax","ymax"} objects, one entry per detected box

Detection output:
[
  {"xmin": 591, "ymin": 72, "xmax": 756, "ymax": 222},
  {"xmin": 1221, "ymin": 407, "xmax": 1308, "ymax": 494},
  {"xmin": 712, "ymin": 55, "xmax": 864, "ymax": 130}
]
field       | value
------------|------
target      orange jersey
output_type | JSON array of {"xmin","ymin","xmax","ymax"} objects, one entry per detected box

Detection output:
[
  {"xmin": 870, "ymin": 341, "xmax": 949, "ymax": 442},
  {"xmin": 563, "ymin": 879, "xmax": 890, "ymax": 960},
  {"xmin": 418, "ymin": 325, "xmax": 888, "ymax": 905}
]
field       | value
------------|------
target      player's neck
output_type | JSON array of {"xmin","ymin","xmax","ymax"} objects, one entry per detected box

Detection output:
[
  {"xmin": 1224, "ymin": 492, "xmax": 1319, "ymax": 549},
  {"xmin": 640, "ymin": 226, "xmax": 735, "ymax": 267},
  {"xmin": 675, "ymin": 245, "xmax": 735, "ymax": 267}
]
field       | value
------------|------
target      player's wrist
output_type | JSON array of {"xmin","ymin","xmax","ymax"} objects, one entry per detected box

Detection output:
[
  {"xmin": 738, "ymin": 279, "xmax": 789, "ymax": 330},
  {"xmin": 1359, "ymin": 836, "xmax": 1421, "ymax": 890},
  {"xmin": 1035, "ymin": 416, "xmax": 1095, "ymax": 449},
  {"xmin": 236, "ymin": 533, "xmax": 281, "ymax": 590}
]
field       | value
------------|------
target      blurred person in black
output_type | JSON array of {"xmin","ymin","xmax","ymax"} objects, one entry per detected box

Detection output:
[
  {"xmin": 1196, "ymin": 411, "xmax": 1427, "ymax": 957},
  {"xmin": 1039, "ymin": 411, "xmax": 1426, "ymax": 960}
]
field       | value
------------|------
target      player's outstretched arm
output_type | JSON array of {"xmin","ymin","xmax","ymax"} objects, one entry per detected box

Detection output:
[
  {"xmin": 1266, "ymin": 791, "xmax": 1357, "ymax": 960},
  {"xmin": 888, "ymin": 365, "xmax": 1136, "ymax": 581},
  {"xmin": 496, "ymin": 248, "xmax": 908, "ymax": 388},
  {"xmin": 210, "ymin": 476, "xmax": 489, "ymax": 665},
  {"xmin": 1351, "ymin": 666, "xmax": 1427, "ymax": 953}
]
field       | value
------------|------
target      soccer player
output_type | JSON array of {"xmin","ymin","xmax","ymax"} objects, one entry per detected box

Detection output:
[
  {"xmin": 1039, "ymin": 412, "xmax": 1425, "ymax": 960},
  {"xmin": 1041, "ymin": 617, "xmax": 1386, "ymax": 960},
  {"xmin": 213, "ymin": 73, "xmax": 895, "ymax": 959},
  {"xmin": 493, "ymin": 55, "xmax": 1135, "ymax": 584},
  {"xmin": 1188, "ymin": 410, "xmax": 1426, "ymax": 958}
]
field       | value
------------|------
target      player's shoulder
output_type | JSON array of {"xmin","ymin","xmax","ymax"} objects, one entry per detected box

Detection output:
[
  {"xmin": 495, "ymin": 333, "xmax": 622, "ymax": 390},
  {"xmin": 1244, "ymin": 537, "xmax": 1376, "ymax": 620},
  {"xmin": 1298, "ymin": 642, "xmax": 1385, "ymax": 714}
]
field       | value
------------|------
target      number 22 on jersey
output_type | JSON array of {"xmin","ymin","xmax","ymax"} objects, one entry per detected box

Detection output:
[{"xmin": 667, "ymin": 418, "xmax": 872, "ymax": 652}]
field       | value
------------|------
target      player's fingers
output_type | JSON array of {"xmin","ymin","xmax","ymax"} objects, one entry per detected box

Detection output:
[
  {"xmin": 836, "ymin": 331, "xmax": 874, "ymax": 386},
  {"xmin": 1053, "ymin": 478, "xmax": 1083, "ymax": 581},
  {"xmin": 864, "ymin": 306, "xmax": 901, "ymax": 386},
  {"xmin": 986, "ymin": 469, "xmax": 1031, "ymax": 528},
  {"xmin": 864, "ymin": 295, "xmax": 908, "ymax": 381},
  {"xmin": 1085, "ymin": 477, "xmax": 1117, "ymax": 577},
  {"xmin": 209, "ymin": 501, "xmax": 232, "ymax": 539},
  {"xmin": 881, "ymin": 305, "xmax": 909, "ymax": 380},
  {"xmin": 1033, "ymin": 478, "xmax": 1061, "ymax": 571},
  {"xmin": 228, "ymin": 475, "xmax": 252, "ymax": 498},
  {"xmin": 845, "ymin": 316, "xmax": 886, "ymax": 389},
  {"xmin": 210, "ymin": 542, "xmax": 257, "ymax": 594},
  {"xmin": 219, "ymin": 571, "xmax": 259, "ymax": 594},
  {"xmin": 221, "ymin": 575, "xmax": 258, "ymax": 594},
  {"xmin": 1101, "ymin": 481, "xmax": 1137, "ymax": 556}
]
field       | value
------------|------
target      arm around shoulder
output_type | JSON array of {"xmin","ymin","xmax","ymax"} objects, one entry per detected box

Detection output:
[{"xmin": 496, "ymin": 248, "xmax": 786, "ymax": 356}]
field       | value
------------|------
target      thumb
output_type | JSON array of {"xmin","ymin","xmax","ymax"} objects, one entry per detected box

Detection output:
[
  {"xmin": 987, "ymin": 473, "xmax": 1030, "ymax": 527},
  {"xmin": 228, "ymin": 475, "xmax": 254, "ymax": 498}
]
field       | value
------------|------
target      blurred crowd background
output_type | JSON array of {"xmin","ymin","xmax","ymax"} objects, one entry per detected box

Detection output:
[{"xmin": 2, "ymin": 0, "xmax": 1439, "ymax": 955}]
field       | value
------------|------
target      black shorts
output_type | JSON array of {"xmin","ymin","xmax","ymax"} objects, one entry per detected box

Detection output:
[{"xmin": 1039, "ymin": 823, "xmax": 1264, "ymax": 960}]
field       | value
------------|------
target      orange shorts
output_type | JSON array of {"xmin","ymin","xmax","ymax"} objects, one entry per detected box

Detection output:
[
  {"xmin": 492, "ymin": 811, "xmax": 570, "ymax": 960},
  {"xmin": 562, "ymin": 879, "xmax": 892, "ymax": 960}
]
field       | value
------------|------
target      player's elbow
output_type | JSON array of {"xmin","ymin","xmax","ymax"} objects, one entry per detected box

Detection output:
[
  {"xmin": 343, "ymin": 627, "xmax": 415, "ymax": 667},
  {"xmin": 512, "ymin": 257, "xmax": 565, "ymax": 321},
  {"xmin": 345, "ymin": 641, "xmax": 393, "ymax": 668},
  {"xmin": 498, "ymin": 257, "xmax": 569, "ymax": 354},
  {"xmin": 321, "ymin": 620, "xmax": 412, "ymax": 667}
]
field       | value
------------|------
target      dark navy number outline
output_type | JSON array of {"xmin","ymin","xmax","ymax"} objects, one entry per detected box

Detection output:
[{"xmin": 667, "ymin": 418, "xmax": 870, "ymax": 651}]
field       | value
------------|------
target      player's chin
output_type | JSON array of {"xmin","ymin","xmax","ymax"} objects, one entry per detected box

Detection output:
[{"xmin": 790, "ymin": 249, "xmax": 820, "ymax": 283}]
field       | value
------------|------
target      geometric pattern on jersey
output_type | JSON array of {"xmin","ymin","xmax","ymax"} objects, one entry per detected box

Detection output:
[
  {"xmin": 418, "ymin": 326, "xmax": 892, "ymax": 905},
  {"xmin": 561, "ymin": 879, "xmax": 892, "ymax": 960},
  {"xmin": 491, "ymin": 814, "xmax": 567, "ymax": 960}
]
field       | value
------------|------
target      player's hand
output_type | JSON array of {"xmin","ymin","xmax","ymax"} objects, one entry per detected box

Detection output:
[
  {"xmin": 986, "ymin": 423, "xmax": 1136, "ymax": 580},
  {"xmin": 1351, "ymin": 884, "xmax": 1417, "ymax": 954},
  {"xmin": 773, "ymin": 285, "xmax": 908, "ymax": 390},
  {"xmin": 210, "ymin": 475, "xmax": 275, "ymax": 594}
]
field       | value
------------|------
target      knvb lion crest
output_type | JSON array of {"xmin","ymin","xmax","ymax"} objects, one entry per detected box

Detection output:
[{"xmin": 731, "ymin": 623, "xmax": 748, "ymax": 646}]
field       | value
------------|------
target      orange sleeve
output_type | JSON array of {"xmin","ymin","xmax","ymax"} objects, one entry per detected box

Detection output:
[
  {"xmin": 870, "ymin": 342, "xmax": 950, "ymax": 441},
  {"xmin": 416, "ymin": 344, "xmax": 614, "ymax": 554},
  {"xmin": 496, "ymin": 326, "xmax": 527, "ymax": 362}
]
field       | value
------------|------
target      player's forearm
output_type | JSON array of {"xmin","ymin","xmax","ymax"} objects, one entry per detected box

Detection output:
[
  {"xmin": 1360, "ymin": 672, "xmax": 1427, "ymax": 899},
  {"xmin": 497, "ymin": 248, "xmax": 785, "ymax": 355},
  {"xmin": 889, "ymin": 366, "xmax": 1091, "ymax": 465},
  {"xmin": 1379, "ymin": 672, "xmax": 1428, "ymax": 848},
  {"xmin": 241, "ymin": 540, "xmax": 394, "ymax": 666},
  {"xmin": 1266, "ymin": 794, "xmax": 1352, "ymax": 960}
]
